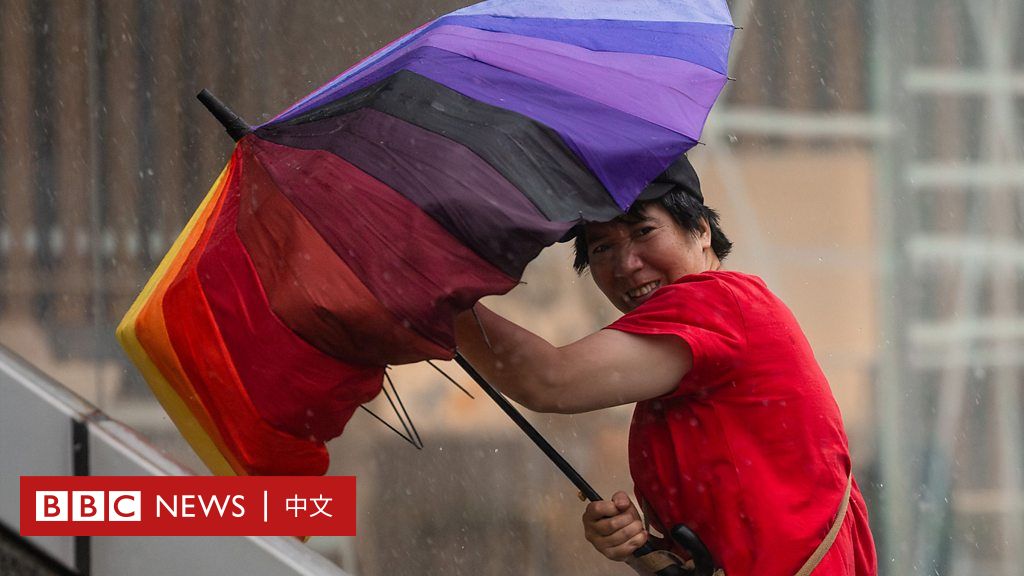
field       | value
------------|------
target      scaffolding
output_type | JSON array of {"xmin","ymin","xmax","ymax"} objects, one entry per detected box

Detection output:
[
  {"xmin": 708, "ymin": 1, "xmax": 1024, "ymax": 574},
  {"xmin": 873, "ymin": 1, "xmax": 1024, "ymax": 574}
]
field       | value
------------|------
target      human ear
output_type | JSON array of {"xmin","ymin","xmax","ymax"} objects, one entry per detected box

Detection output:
[{"xmin": 697, "ymin": 218, "xmax": 711, "ymax": 247}]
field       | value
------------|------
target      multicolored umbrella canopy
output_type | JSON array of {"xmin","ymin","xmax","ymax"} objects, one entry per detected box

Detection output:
[{"xmin": 117, "ymin": 0, "xmax": 734, "ymax": 476}]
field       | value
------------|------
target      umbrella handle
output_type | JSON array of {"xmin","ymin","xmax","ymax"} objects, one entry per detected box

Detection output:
[
  {"xmin": 633, "ymin": 525, "xmax": 718, "ymax": 576},
  {"xmin": 670, "ymin": 524, "xmax": 717, "ymax": 576}
]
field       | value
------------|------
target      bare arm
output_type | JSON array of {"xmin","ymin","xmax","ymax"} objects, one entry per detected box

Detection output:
[{"xmin": 454, "ymin": 305, "xmax": 692, "ymax": 414}]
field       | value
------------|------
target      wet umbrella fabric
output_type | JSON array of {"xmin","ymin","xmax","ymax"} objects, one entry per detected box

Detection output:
[{"xmin": 117, "ymin": 0, "xmax": 734, "ymax": 476}]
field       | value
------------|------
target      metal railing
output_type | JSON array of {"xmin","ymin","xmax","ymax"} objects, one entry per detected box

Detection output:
[{"xmin": 0, "ymin": 344, "xmax": 350, "ymax": 576}]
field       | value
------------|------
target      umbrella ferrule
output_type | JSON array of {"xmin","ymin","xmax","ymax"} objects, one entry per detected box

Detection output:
[{"xmin": 197, "ymin": 89, "xmax": 251, "ymax": 142}]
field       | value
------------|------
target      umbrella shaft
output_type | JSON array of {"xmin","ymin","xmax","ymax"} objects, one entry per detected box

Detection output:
[
  {"xmin": 453, "ymin": 354, "xmax": 700, "ymax": 575},
  {"xmin": 453, "ymin": 353, "xmax": 601, "ymax": 502}
]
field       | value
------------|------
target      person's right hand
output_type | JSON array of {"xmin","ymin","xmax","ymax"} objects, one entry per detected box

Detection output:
[{"xmin": 582, "ymin": 490, "xmax": 648, "ymax": 561}]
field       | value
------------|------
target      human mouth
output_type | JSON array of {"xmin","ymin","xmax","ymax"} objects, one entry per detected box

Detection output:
[{"xmin": 623, "ymin": 280, "xmax": 661, "ymax": 306}]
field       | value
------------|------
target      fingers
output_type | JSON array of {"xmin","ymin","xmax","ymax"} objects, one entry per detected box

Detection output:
[
  {"xmin": 585, "ymin": 518, "xmax": 648, "ymax": 561},
  {"xmin": 611, "ymin": 491, "xmax": 639, "ymax": 515},
  {"xmin": 582, "ymin": 492, "xmax": 648, "ymax": 562},
  {"xmin": 582, "ymin": 499, "xmax": 620, "ymax": 523},
  {"xmin": 583, "ymin": 492, "xmax": 638, "ymax": 520},
  {"xmin": 603, "ymin": 530, "xmax": 648, "ymax": 561},
  {"xmin": 584, "ymin": 506, "xmax": 639, "ymax": 536},
  {"xmin": 582, "ymin": 491, "xmax": 640, "ymax": 536}
]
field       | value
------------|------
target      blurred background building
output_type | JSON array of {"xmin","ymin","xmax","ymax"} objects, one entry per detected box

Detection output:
[{"xmin": 1, "ymin": 0, "xmax": 1021, "ymax": 574}]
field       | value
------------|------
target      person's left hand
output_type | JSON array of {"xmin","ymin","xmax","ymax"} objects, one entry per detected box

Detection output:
[{"xmin": 582, "ymin": 491, "xmax": 648, "ymax": 561}]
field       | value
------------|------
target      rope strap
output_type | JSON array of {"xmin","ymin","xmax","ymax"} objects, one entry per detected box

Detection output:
[{"xmin": 794, "ymin": 473, "xmax": 853, "ymax": 576}]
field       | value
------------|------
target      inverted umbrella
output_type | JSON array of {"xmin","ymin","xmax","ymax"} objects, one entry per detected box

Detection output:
[{"xmin": 118, "ymin": 0, "xmax": 733, "ymax": 480}]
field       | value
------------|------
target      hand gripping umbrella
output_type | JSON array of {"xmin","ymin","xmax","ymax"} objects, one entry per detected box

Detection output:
[{"xmin": 117, "ymin": 1, "xmax": 733, "ymax": 573}]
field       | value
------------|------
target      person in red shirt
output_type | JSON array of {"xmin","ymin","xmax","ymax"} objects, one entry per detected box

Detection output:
[{"xmin": 454, "ymin": 157, "xmax": 877, "ymax": 575}]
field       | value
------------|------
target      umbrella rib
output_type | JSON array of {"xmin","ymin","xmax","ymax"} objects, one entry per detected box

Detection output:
[
  {"xmin": 385, "ymin": 370, "xmax": 423, "ymax": 449},
  {"xmin": 426, "ymin": 360, "xmax": 475, "ymax": 399},
  {"xmin": 470, "ymin": 306, "xmax": 494, "ymax": 350},
  {"xmin": 379, "ymin": 379, "xmax": 416, "ymax": 448},
  {"xmin": 359, "ymin": 405, "xmax": 420, "ymax": 449}
]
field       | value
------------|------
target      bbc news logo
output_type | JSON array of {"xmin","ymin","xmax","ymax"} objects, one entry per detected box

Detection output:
[
  {"xmin": 36, "ymin": 491, "xmax": 141, "ymax": 522},
  {"xmin": 20, "ymin": 476, "xmax": 356, "ymax": 536}
]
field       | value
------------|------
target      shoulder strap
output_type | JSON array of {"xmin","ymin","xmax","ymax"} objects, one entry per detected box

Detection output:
[{"xmin": 794, "ymin": 472, "xmax": 853, "ymax": 576}]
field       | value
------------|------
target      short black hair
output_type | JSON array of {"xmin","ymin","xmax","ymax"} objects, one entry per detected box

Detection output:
[{"xmin": 572, "ymin": 187, "xmax": 733, "ymax": 274}]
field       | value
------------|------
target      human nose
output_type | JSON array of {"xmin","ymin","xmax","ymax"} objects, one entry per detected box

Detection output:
[{"xmin": 612, "ymin": 243, "xmax": 642, "ymax": 277}]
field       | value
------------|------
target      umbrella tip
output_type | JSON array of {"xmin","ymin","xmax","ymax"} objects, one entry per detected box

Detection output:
[{"xmin": 196, "ymin": 89, "xmax": 252, "ymax": 142}]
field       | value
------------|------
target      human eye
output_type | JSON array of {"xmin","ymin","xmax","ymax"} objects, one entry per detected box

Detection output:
[
  {"xmin": 590, "ymin": 243, "xmax": 610, "ymax": 256},
  {"xmin": 634, "ymin": 225, "xmax": 657, "ymax": 238}
]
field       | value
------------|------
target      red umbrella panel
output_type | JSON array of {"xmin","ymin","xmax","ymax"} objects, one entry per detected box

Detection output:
[{"xmin": 118, "ymin": 136, "xmax": 523, "ymax": 475}]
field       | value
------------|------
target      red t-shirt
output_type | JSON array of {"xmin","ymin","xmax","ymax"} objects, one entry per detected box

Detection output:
[{"xmin": 608, "ymin": 271, "xmax": 876, "ymax": 576}]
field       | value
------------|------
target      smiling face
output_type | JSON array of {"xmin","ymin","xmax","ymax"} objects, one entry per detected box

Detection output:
[{"xmin": 584, "ymin": 203, "xmax": 720, "ymax": 313}]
